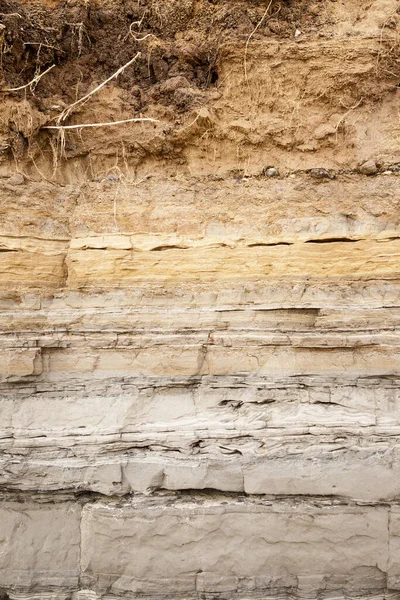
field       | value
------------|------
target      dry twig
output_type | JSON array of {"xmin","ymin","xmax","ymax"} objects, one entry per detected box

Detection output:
[
  {"xmin": 55, "ymin": 53, "xmax": 141, "ymax": 124},
  {"xmin": 0, "ymin": 12, "xmax": 23, "ymax": 18},
  {"xmin": 244, "ymin": 0, "xmax": 273, "ymax": 81},
  {"xmin": 1, "ymin": 63, "xmax": 55, "ymax": 92},
  {"xmin": 43, "ymin": 117, "xmax": 158, "ymax": 131},
  {"xmin": 45, "ymin": 116, "xmax": 159, "ymax": 168}
]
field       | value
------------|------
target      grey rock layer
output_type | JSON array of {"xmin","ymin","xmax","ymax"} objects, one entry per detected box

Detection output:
[{"xmin": 1, "ymin": 497, "xmax": 400, "ymax": 599}]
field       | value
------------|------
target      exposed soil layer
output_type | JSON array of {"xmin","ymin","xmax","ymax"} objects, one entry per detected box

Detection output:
[
  {"xmin": 1, "ymin": 0, "xmax": 400, "ymax": 180},
  {"xmin": 0, "ymin": 0, "xmax": 321, "ymax": 91},
  {"xmin": 1, "ymin": 2, "xmax": 400, "ymax": 599}
]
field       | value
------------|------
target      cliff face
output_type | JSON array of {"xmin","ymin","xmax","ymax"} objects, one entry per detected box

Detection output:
[{"xmin": 0, "ymin": 1, "xmax": 400, "ymax": 599}]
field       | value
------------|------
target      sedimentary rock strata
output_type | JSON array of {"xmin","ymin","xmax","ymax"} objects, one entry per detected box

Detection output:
[
  {"xmin": 0, "ymin": 173, "xmax": 399, "ymax": 599},
  {"xmin": 0, "ymin": 0, "xmax": 400, "ymax": 598}
]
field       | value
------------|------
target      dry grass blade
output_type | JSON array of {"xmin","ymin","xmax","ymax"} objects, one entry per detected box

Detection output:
[
  {"xmin": 244, "ymin": 0, "xmax": 273, "ymax": 81},
  {"xmin": 2, "ymin": 63, "xmax": 55, "ymax": 92},
  {"xmin": 55, "ymin": 52, "xmax": 141, "ymax": 124},
  {"xmin": 43, "ymin": 117, "xmax": 159, "ymax": 130},
  {"xmin": 0, "ymin": 12, "xmax": 23, "ymax": 18}
]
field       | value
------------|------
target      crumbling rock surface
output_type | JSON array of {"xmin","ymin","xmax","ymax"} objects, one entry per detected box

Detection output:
[{"xmin": 0, "ymin": 0, "xmax": 400, "ymax": 599}]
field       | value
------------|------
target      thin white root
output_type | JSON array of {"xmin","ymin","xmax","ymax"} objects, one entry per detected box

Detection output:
[
  {"xmin": 133, "ymin": 33, "xmax": 156, "ymax": 42},
  {"xmin": 244, "ymin": 0, "xmax": 273, "ymax": 81},
  {"xmin": 123, "ymin": 9, "xmax": 160, "ymax": 47},
  {"xmin": 55, "ymin": 52, "xmax": 141, "ymax": 124},
  {"xmin": 0, "ymin": 12, "xmax": 23, "ymax": 18},
  {"xmin": 2, "ymin": 64, "xmax": 55, "ymax": 92},
  {"xmin": 335, "ymin": 97, "xmax": 364, "ymax": 139},
  {"xmin": 43, "ymin": 117, "xmax": 158, "ymax": 130},
  {"xmin": 124, "ymin": 16, "xmax": 155, "ymax": 43}
]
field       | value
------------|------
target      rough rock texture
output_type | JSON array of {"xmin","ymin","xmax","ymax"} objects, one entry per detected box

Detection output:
[{"xmin": 0, "ymin": 0, "xmax": 400, "ymax": 599}]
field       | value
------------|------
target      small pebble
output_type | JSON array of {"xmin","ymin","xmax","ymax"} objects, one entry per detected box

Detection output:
[
  {"xmin": 359, "ymin": 160, "xmax": 378, "ymax": 175},
  {"xmin": 264, "ymin": 167, "xmax": 279, "ymax": 178},
  {"xmin": 7, "ymin": 173, "xmax": 25, "ymax": 186},
  {"xmin": 310, "ymin": 168, "xmax": 334, "ymax": 179}
]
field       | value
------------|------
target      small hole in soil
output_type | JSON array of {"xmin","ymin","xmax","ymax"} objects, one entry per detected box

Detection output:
[{"xmin": 210, "ymin": 70, "xmax": 219, "ymax": 85}]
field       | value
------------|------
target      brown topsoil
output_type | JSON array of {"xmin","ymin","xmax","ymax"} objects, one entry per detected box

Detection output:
[{"xmin": 0, "ymin": 0, "xmax": 399, "ymax": 181}]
